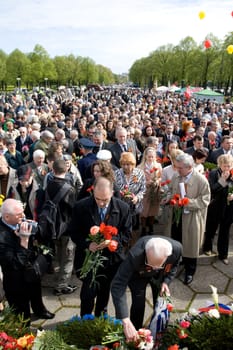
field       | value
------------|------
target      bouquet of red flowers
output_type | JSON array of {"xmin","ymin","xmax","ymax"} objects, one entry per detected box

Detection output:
[
  {"xmin": 80, "ymin": 223, "xmax": 118, "ymax": 286},
  {"xmin": 170, "ymin": 194, "xmax": 189, "ymax": 227}
]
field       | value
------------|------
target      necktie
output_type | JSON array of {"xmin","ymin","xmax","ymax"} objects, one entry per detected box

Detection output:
[
  {"xmin": 122, "ymin": 144, "xmax": 127, "ymax": 152},
  {"xmin": 99, "ymin": 208, "xmax": 105, "ymax": 222}
]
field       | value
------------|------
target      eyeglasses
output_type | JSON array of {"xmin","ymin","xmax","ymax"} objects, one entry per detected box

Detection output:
[{"xmin": 145, "ymin": 258, "xmax": 165, "ymax": 270}]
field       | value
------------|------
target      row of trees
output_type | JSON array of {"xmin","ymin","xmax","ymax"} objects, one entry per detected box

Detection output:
[
  {"xmin": 0, "ymin": 45, "xmax": 122, "ymax": 90},
  {"xmin": 129, "ymin": 32, "xmax": 233, "ymax": 94}
]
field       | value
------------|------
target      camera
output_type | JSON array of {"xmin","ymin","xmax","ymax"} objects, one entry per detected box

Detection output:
[{"xmin": 21, "ymin": 219, "xmax": 38, "ymax": 235}]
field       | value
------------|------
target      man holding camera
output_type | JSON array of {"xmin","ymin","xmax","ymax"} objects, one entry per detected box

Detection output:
[{"xmin": 0, "ymin": 198, "xmax": 54, "ymax": 323}]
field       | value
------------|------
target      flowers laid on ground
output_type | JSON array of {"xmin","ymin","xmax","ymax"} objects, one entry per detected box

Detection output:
[
  {"xmin": 169, "ymin": 194, "xmax": 189, "ymax": 226},
  {"xmin": 0, "ymin": 332, "xmax": 35, "ymax": 349},
  {"xmin": 0, "ymin": 307, "xmax": 34, "ymax": 349},
  {"xmin": 159, "ymin": 285, "xmax": 233, "ymax": 350},
  {"xmin": 79, "ymin": 223, "xmax": 118, "ymax": 286},
  {"xmin": 126, "ymin": 328, "xmax": 153, "ymax": 350}
]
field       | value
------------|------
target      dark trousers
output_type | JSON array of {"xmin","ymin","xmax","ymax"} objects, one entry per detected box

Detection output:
[
  {"xmin": 5, "ymin": 280, "xmax": 46, "ymax": 323},
  {"xmin": 218, "ymin": 205, "xmax": 233, "ymax": 259},
  {"xmin": 202, "ymin": 209, "xmax": 221, "ymax": 252},
  {"xmin": 80, "ymin": 263, "xmax": 120, "ymax": 316},
  {"xmin": 128, "ymin": 275, "xmax": 161, "ymax": 330},
  {"xmin": 203, "ymin": 203, "xmax": 233, "ymax": 258}
]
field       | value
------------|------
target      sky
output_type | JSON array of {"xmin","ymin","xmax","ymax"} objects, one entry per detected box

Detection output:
[{"xmin": 1, "ymin": 0, "xmax": 233, "ymax": 74}]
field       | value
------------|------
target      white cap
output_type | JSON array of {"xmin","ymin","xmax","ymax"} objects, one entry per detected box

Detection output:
[{"xmin": 96, "ymin": 149, "xmax": 112, "ymax": 160}]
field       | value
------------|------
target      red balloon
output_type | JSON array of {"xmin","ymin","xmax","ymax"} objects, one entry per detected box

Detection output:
[
  {"xmin": 204, "ymin": 39, "xmax": 212, "ymax": 49},
  {"xmin": 231, "ymin": 11, "xmax": 233, "ymax": 17}
]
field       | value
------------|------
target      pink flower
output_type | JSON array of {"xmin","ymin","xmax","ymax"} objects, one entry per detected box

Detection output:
[
  {"xmin": 90, "ymin": 226, "xmax": 100, "ymax": 235},
  {"xmin": 180, "ymin": 320, "xmax": 191, "ymax": 329}
]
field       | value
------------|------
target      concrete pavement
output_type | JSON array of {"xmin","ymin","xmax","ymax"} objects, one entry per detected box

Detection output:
[{"xmin": 33, "ymin": 223, "xmax": 233, "ymax": 329}]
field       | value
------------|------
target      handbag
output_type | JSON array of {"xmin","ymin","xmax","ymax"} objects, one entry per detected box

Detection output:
[{"xmin": 24, "ymin": 254, "xmax": 49, "ymax": 283}]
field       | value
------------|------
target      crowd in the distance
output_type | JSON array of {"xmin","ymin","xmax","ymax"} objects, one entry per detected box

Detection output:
[{"xmin": 0, "ymin": 86, "xmax": 233, "ymax": 327}]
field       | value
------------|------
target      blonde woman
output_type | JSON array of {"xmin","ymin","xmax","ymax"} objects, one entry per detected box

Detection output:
[
  {"xmin": 115, "ymin": 152, "xmax": 146, "ymax": 230},
  {"xmin": 138, "ymin": 147, "xmax": 162, "ymax": 235}
]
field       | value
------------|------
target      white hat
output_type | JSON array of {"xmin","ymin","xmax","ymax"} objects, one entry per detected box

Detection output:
[{"xmin": 96, "ymin": 149, "xmax": 112, "ymax": 161}]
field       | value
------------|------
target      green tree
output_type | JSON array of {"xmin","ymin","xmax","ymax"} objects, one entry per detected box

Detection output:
[
  {"xmin": 0, "ymin": 50, "xmax": 7, "ymax": 90},
  {"xmin": 28, "ymin": 44, "xmax": 57, "ymax": 87},
  {"xmin": 79, "ymin": 57, "xmax": 98, "ymax": 85},
  {"xmin": 6, "ymin": 49, "xmax": 31, "ymax": 86},
  {"xmin": 96, "ymin": 64, "xmax": 114, "ymax": 85}
]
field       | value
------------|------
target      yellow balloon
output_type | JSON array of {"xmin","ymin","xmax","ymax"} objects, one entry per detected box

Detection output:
[
  {"xmin": 227, "ymin": 45, "xmax": 233, "ymax": 54},
  {"xmin": 199, "ymin": 11, "xmax": 206, "ymax": 20}
]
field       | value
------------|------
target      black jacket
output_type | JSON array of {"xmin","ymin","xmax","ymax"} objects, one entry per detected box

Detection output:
[
  {"xmin": 46, "ymin": 176, "xmax": 76, "ymax": 235},
  {"xmin": 69, "ymin": 195, "xmax": 132, "ymax": 271},
  {"xmin": 0, "ymin": 219, "xmax": 35, "ymax": 293},
  {"xmin": 111, "ymin": 235, "xmax": 182, "ymax": 320}
]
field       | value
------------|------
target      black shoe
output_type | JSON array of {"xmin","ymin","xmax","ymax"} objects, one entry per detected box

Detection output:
[
  {"xmin": 183, "ymin": 275, "xmax": 193, "ymax": 285},
  {"xmin": 35, "ymin": 310, "xmax": 55, "ymax": 319},
  {"xmin": 53, "ymin": 285, "xmax": 77, "ymax": 296}
]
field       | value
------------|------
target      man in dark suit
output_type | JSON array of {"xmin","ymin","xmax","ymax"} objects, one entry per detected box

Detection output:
[
  {"xmin": 110, "ymin": 127, "xmax": 140, "ymax": 168},
  {"xmin": 92, "ymin": 130, "xmax": 110, "ymax": 154},
  {"xmin": 70, "ymin": 177, "xmax": 132, "ymax": 317},
  {"xmin": 15, "ymin": 126, "xmax": 33, "ymax": 158},
  {"xmin": 111, "ymin": 236, "xmax": 182, "ymax": 341},
  {"xmin": 209, "ymin": 135, "xmax": 233, "ymax": 164},
  {"xmin": 185, "ymin": 135, "xmax": 209, "ymax": 156},
  {"xmin": 162, "ymin": 124, "xmax": 180, "ymax": 146}
]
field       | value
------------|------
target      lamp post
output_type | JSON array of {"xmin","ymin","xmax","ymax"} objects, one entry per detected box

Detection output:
[
  {"xmin": 44, "ymin": 77, "xmax": 48, "ymax": 89},
  {"xmin": 16, "ymin": 77, "xmax": 21, "ymax": 89}
]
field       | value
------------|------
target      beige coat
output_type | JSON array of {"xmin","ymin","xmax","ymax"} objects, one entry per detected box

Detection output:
[{"xmin": 163, "ymin": 169, "xmax": 210, "ymax": 258}]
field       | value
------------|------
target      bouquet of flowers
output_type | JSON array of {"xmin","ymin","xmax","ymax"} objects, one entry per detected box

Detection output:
[
  {"xmin": 159, "ymin": 285, "xmax": 233, "ymax": 350},
  {"xmin": 0, "ymin": 332, "xmax": 35, "ymax": 350},
  {"xmin": 169, "ymin": 194, "xmax": 189, "ymax": 227},
  {"xmin": 79, "ymin": 223, "xmax": 118, "ymax": 286},
  {"xmin": 126, "ymin": 328, "xmax": 154, "ymax": 350},
  {"xmin": 120, "ymin": 185, "xmax": 135, "ymax": 206}
]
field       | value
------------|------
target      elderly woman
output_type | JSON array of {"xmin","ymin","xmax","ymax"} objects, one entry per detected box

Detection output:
[
  {"xmin": 115, "ymin": 152, "xmax": 146, "ymax": 230},
  {"xmin": 203, "ymin": 154, "xmax": 233, "ymax": 265},
  {"xmin": 138, "ymin": 147, "xmax": 162, "ymax": 235}
]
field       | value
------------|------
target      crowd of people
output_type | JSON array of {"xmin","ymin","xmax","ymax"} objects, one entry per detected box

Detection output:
[{"xmin": 0, "ymin": 86, "xmax": 233, "ymax": 337}]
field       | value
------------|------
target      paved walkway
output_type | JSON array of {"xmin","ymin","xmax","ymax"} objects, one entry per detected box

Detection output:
[{"xmin": 33, "ymin": 224, "xmax": 233, "ymax": 329}]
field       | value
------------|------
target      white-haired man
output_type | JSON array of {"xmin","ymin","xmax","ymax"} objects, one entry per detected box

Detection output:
[
  {"xmin": 111, "ymin": 236, "xmax": 182, "ymax": 341},
  {"xmin": 165, "ymin": 153, "xmax": 210, "ymax": 285}
]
